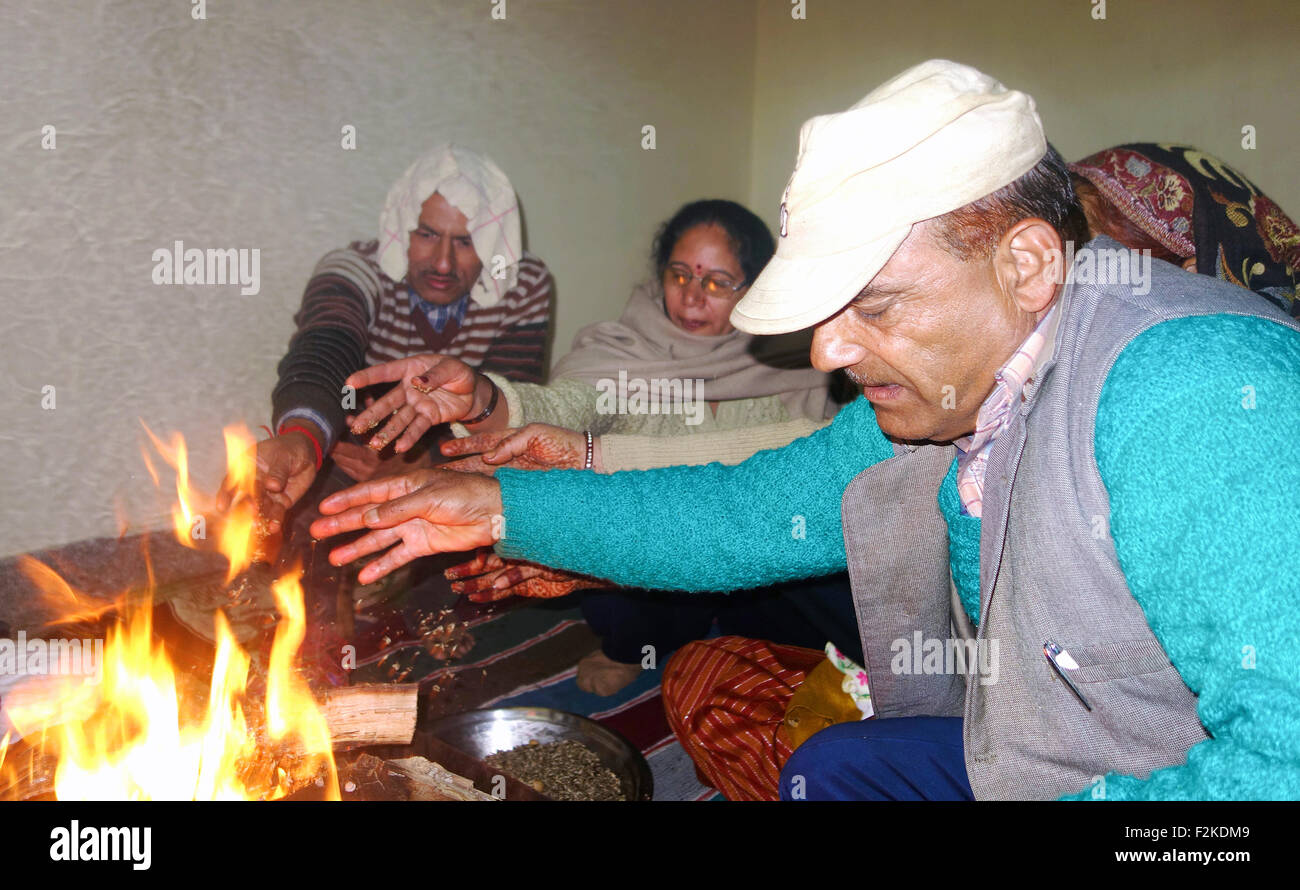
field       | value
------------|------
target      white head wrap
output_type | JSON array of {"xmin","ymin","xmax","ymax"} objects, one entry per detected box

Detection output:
[{"xmin": 376, "ymin": 143, "xmax": 522, "ymax": 307}]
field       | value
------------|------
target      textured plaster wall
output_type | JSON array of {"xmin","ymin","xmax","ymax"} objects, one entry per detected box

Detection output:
[
  {"xmin": 1, "ymin": 0, "xmax": 756, "ymax": 556},
  {"xmin": 747, "ymin": 0, "xmax": 1300, "ymax": 234}
]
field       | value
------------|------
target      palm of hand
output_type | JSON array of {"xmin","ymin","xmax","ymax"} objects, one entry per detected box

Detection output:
[
  {"xmin": 408, "ymin": 370, "xmax": 475, "ymax": 424},
  {"xmin": 408, "ymin": 379, "xmax": 475, "ymax": 426}
]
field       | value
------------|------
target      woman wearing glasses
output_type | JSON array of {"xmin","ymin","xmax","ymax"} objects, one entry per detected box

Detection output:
[{"xmin": 347, "ymin": 199, "xmax": 852, "ymax": 695}]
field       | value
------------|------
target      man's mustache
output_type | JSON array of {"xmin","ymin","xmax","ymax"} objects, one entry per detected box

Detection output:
[{"xmin": 844, "ymin": 366, "xmax": 896, "ymax": 387}]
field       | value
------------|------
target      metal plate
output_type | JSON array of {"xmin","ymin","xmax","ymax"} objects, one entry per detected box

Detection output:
[{"xmin": 424, "ymin": 707, "xmax": 653, "ymax": 801}]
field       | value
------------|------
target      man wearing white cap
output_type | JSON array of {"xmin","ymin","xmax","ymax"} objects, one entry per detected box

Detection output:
[
  {"xmin": 309, "ymin": 61, "xmax": 1300, "ymax": 800},
  {"xmin": 220, "ymin": 144, "xmax": 555, "ymax": 538}
]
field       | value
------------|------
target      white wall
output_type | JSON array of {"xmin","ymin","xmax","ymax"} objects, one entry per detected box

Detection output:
[
  {"xmin": 0, "ymin": 0, "xmax": 756, "ymax": 555},
  {"xmin": 748, "ymin": 0, "xmax": 1299, "ymax": 231}
]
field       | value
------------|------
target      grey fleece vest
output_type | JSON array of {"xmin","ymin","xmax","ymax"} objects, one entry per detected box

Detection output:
[{"xmin": 841, "ymin": 236, "xmax": 1300, "ymax": 800}]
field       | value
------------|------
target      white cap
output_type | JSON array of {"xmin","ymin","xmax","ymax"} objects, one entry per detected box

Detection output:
[{"xmin": 731, "ymin": 60, "xmax": 1047, "ymax": 335}]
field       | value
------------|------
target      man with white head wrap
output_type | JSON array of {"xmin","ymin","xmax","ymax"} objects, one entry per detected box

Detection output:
[
  {"xmin": 219, "ymin": 143, "xmax": 554, "ymax": 538},
  {"xmin": 375, "ymin": 144, "xmax": 527, "ymax": 310}
]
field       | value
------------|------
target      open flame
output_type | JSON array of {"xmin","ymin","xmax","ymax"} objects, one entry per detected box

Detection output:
[
  {"xmin": 217, "ymin": 426, "xmax": 261, "ymax": 584},
  {"xmin": 2, "ymin": 425, "xmax": 338, "ymax": 800},
  {"xmin": 141, "ymin": 422, "xmax": 262, "ymax": 584}
]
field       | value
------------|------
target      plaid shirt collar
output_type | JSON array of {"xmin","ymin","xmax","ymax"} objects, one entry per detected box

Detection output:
[
  {"xmin": 407, "ymin": 287, "xmax": 471, "ymax": 333},
  {"xmin": 952, "ymin": 302, "xmax": 1062, "ymax": 518}
]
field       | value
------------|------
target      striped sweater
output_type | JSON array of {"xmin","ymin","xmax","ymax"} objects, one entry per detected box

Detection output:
[{"xmin": 272, "ymin": 240, "xmax": 554, "ymax": 450}]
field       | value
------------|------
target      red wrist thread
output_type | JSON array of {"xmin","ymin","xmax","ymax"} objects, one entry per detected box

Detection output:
[{"xmin": 279, "ymin": 424, "xmax": 324, "ymax": 470}]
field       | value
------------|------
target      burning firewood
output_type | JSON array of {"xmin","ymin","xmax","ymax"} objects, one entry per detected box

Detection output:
[
  {"xmin": 0, "ymin": 740, "xmax": 56, "ymax": 800},
  {"xmin": 318, "ymin": 684, "xmax": 418, "ymax": 748},
  {"xmin": 0, "ymin": 425, "xmax": 432, "ymax": 801}
]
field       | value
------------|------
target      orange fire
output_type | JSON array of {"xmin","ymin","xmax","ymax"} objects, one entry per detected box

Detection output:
[
  {"xmin": 141, "ymin": 421, "xmax": 262, "ymax": 584},
  {"xmin": 1, "ymin": 425, "xmax": 338, "ymax": 800}
]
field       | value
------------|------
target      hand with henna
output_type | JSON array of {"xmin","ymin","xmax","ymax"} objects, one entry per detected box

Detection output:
[
  {"xmin": 439, "ymin": 423, "xmax": 601, "ymax": 476},
  {"xmin": 444, "ymin": 548, "xmax": 614, "ymax": 603}
]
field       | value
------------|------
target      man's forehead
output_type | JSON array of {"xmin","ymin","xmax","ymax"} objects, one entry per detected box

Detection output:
[
  {"xmin": 854, "ymin": 222, "xmax": 947, "ymax": 297},
  {"xmin": 853, "ymin": 260, "xmax": 911, "ymax": 301}
]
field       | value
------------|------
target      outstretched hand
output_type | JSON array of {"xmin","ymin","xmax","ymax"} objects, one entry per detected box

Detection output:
[
  {"xmin": 444, "ymin": 549, "xmax": 613, "ymax": 603},
  {"xmin": 309, "ymin": 468, "xmax": 504, "ymax": 585},
  {"xmin": 440, "ymin": 423, "xmax": 594, "ymax": 476},
  {"xmin": 344, "ymin": 353, "xmax": 486, "ymax": 454},
  {"xmin": 216, "ymin": 430, "xmax": 319, "ymax": 535}
]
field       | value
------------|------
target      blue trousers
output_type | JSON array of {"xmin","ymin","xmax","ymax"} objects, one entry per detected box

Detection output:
[{"xmin": 778, "ymin": 716, "xmax": 974, "ymax": 801}]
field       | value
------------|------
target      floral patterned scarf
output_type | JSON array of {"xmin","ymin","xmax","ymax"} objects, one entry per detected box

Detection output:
[{"xmin": 1070, "ymin": 143, "xmax": 1300, "ymax": 316}]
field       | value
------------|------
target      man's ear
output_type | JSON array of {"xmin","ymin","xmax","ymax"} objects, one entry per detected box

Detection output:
[{"xmin": 994, "ymin": 218, "xmax": 1062, "ymax": 315}]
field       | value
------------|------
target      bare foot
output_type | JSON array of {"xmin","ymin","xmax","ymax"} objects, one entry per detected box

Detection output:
[{"xmin": 576, "ymin": 650, "xmax": 642, "ymax": 697}]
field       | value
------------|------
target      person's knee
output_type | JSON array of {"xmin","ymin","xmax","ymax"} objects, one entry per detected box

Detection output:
[
  {"xmin": 778, "ymin": 721, "xmax": 873, "ymax": 800},
  {"xmin": 779, "ymin": 717, "xmax": 971, "ymax": 801}
]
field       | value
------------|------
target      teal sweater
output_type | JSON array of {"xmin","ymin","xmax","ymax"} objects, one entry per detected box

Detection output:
[{"xmin": 498, "ymin": 315, "xmax": 1300, "ymax": 800}]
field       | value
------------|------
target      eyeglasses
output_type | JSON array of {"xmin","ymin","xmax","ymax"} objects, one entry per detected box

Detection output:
[{"xmin": 663, "ymin": 263, "xmax": 746, "ymax": 298}]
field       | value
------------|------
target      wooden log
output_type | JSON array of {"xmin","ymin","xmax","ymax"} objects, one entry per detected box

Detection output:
[
  {"xmin": 341, "ymin": 753, "xmax": 495, "ymax": 801},
  {"xmin": 319, "ymin": 683, "xmax": 418, "ymax": 749},
  {"xmin": 385, "ymin": 756, "xmax": 496, "ymax": 801}
]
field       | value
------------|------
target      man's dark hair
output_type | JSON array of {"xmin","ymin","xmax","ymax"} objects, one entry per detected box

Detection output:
[
  {"xmin": 652, "ymin": 199, "xmax": 776, "ymax": 285},
  {"xmin": 931, "ymin": 143, "xmax": 1090, "ymax": 260}
]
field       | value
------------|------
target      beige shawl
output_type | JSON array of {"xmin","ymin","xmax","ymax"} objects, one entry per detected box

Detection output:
[{"xmin": 551, "ymin": 281, "xmax": 836, "ymax": 421}]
